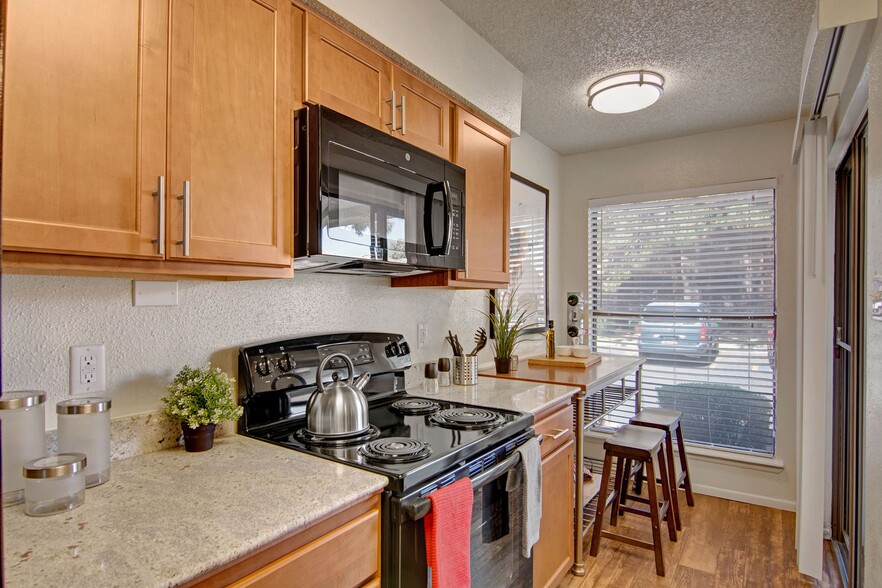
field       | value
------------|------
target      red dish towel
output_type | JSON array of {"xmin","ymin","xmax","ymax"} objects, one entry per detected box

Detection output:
[{"xmin": 424, "ymin": 477, "xmax": 474, "ymax": 588}]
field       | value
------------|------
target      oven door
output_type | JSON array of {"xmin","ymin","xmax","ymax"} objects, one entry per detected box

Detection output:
[{"xmin": 386, "ymin": 449, "xmax": 533, "ymax": 588}]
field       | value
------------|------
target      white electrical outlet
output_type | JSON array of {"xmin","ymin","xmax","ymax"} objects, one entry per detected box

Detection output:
[
  {"xmin": 417, "ymin": 323, "xmax": 428, "ymax": 349},
  {"xmin": 70, "ymin": 344, "xmax": 106, "ymax": 394}
]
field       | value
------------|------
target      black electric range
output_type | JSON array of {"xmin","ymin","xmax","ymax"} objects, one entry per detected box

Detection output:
[
  {"xmin": 237, "ymin": 332, "xmax": 534, "ymax": 495},
  {"xmin": 237, "ymin": 332, "xmax": 536, "ymax": 588}
]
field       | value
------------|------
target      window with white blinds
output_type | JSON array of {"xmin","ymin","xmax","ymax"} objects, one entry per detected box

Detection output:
[
  {"xmin": 588, "ymin": 186, "xmax": 776, "ymax": 455},
  {"xmin": 501, "ymin": 175, "xmax": 548, "ymax": 331}
]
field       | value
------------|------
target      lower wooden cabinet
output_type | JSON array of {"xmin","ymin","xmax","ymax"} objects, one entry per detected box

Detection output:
[
  {"xmin": 533, "ymin": 402, "xmax": 576, "ymax": 588},
  {"xmin": 186, "ymin": 494, "xmax": 381, "ymax": 588}
]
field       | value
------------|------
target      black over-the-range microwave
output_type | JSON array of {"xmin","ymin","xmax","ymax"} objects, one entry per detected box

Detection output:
[{"xmin": 293, "ymin": 104, "xmax": 466, "ymax": 276}]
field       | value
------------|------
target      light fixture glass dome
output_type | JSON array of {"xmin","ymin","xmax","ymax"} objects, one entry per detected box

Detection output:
[{"xmin": 587, "ymin": 70, "xmax": 665, "ymax": 114}]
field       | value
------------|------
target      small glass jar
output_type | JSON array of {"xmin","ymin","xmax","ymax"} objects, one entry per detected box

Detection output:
[
  {"xmin": 438, "ymin": 358, "xmax": 452, "ymax": 388},
  {"xmin": 57, "ymin": 397, "xmax": 112, "ymax": 487},
  {"xmin": 23, "ymin": 453, "xmax": 87, "ymax": 517},
  {"xmin": 423, "ymin": 363, "xmax": 439, "ymax": 395},
  {"xmin": 0, "ymin": 391, "xmax": 47, "ymax": 506}
]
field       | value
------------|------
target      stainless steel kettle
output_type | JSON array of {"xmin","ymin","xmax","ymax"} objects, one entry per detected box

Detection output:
[{"xmin": 306, "ymin": 353, "xmax": 371, "ymax": 437}]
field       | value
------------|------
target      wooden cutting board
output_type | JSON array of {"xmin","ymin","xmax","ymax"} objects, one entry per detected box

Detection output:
[{"xmin": 526, "ymin": 354, "xmax": 602, "ymax": 368}]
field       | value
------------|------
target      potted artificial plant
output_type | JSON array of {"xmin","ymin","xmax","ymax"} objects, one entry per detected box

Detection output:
[
  {"xmin": 484, "ymin": 289, "xmax": 533, "ymax": 374},
  {"xmin": 161, "ymin": 364, "xmax": 243, "ymax": 452}
]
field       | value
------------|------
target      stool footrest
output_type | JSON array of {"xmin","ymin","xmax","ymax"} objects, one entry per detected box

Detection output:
[{"xmin": 600, "ymin": 530, "xmax": 655, "ymax": 552}]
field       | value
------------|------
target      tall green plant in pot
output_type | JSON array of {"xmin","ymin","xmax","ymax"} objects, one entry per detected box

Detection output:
[
  {"xmin": 483, "ymin": 288, "xmax": 534, "ymax": 374},
  {"xmin": 161, "ymin": 365, "xmax": 243, "ymax": 452}
]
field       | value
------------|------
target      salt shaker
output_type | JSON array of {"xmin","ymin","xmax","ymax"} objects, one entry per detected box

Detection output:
[
  {"xmin": 57, "ymin": 397, "xmax": 112, "ymax": 487},
  {"xmin": 0, "ymin": 391, "xmax": 47, "ymax": 506},
  {"xmin": 423, "ymin": 363, "xmax": 439, "ymax": 395},
  {"xmin": 438, "ymin": 358, "xmax": 452, "ymax": 388}
]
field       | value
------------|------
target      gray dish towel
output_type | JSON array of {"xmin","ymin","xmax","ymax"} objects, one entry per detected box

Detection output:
[{"xmin": 505, "ymin": 436, "xmax": 542, "ymax": 557}]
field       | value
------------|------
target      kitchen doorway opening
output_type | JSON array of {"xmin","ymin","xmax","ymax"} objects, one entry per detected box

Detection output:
[{"xmin": 831, "ymin": 115, "xmax": 866, "ymax": 588}]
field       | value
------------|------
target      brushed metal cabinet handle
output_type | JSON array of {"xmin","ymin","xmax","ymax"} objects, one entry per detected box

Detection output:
[
  {"xmin": 400, "ymin": 94, "xmax": 406, "ymax": 135},
  {"xmin": 152, "ymin": 175, "xmax": 165, "ymax": 256},
  {"xmin": 384, "ymin": 89, "xmax": 397, "ymax": 131},
  {"xmin": 176, "ymin": 180, "xmax": 190, "ymax": 257}
]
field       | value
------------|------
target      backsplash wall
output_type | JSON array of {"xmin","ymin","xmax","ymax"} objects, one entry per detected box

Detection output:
[{"xmin": 2, "ymin": 273, "xmax": 490, "ymax": 431}]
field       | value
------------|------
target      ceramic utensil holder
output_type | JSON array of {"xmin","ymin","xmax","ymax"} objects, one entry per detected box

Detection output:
[{"xmin": 452, "ymin": 356, "xmax": 478, "ymax": 386}]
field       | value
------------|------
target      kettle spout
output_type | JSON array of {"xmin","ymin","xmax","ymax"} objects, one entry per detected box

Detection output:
[{"xmin": 353, "ymin": 372, "xmax": 371, "ymax": 391}]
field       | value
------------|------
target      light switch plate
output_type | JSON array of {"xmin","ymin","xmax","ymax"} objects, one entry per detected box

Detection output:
[
  {"xmin": 132, "ymin": 280, "xmax": 178, "ymax": 306},
  {"xmin": 70, "ymin": 344, "xmax": 106, "ymax": 394}
]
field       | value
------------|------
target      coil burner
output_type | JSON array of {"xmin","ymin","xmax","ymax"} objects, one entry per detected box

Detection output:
[
  {"xmin": 429, "ymin": 408, "xmax": 505, "ymax": 430},
  {"xmin": 390, "ymin": 398, "xmax": 441, "ymax": 415},
  {"xmin": 359, "ymin": 438, "xmax": 433, "ymax": 464},
  {"xmin": 294, "ymin": 425, "xmax": 380, "ymax": 447}
]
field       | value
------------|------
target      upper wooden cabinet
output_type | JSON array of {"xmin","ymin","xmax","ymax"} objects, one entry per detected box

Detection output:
[
  {"xmin": 2, "ymin": 0, "xmax": 293, "ymax": 275},
  {"xmin": 391, "ymin": 67, "xmax": 450, "ymax": 159},
  {"xmin": 305, "ymin": 15, "xmax": 450, "ymax": 159},
  {"xmin": 167, "ymin": 0, "xmax": 292, "ymax": 266},
  {"xmin": 2, "ymin": 0, "xmax": 168, "ymax": 259},
  {"xmin": 305, "ymin": 15, "xmax": 392, "ymax": 131},
  {"xmin": 453, "ymin": 107, "xmax": 510, "ymax": 284}
]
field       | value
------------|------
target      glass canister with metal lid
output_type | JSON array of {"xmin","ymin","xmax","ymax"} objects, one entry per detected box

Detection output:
[
  {"xmin": 0, "ymin": 391, "xmax": 47, "ymax": 506},
  {"xmin": 22, "ymin": 453, "xmax": 87, "ymax": 516},
  {"xmin": 57, "ymin": 397, "xmax": 111, "ymax": 487}
]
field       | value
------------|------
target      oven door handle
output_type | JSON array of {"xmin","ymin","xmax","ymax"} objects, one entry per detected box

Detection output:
[
  {"xmin": 423, "ymin": 180, "xmax": 452, "ymax": 256},
  {"xmin": 402, "ymin": 436, "xmax": 539, "ymax": 522}
]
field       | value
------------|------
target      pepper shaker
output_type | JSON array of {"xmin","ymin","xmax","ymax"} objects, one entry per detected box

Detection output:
[
  {"xmin": 423, "ymin": 363, "xmax": 439, "ymax": 395},
  {"xmin": 438, "ymin": 358, "xmax": 452, "ymax": 387}
]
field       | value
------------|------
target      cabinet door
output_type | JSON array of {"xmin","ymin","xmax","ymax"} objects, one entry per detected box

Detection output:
[
  {"xmin": 305, "ymin": 15, "xmax": 393, "ymax": 131},
  {"xmin": 2, "ymin": 0, "xmax": 168, "ymax": 259},
  {"xmin": 392, "ymin": 67, "xmax": 450, "ymax": 159},
  {"xmin": 534, "ymin": 438, "xmax": 575, "ymax": 588},
  {"xmin": 453, "ymin": 107, "xmax": 510, "ymax": 284},
  {"xmin": 167, "ymin": 0, "xmax": 292, "ymax": 266}
]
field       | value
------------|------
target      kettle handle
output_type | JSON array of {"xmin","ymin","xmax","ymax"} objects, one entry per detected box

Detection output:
[{"xmin": 315, "ymin": 353, "xmax": 355, "ymax": 392}]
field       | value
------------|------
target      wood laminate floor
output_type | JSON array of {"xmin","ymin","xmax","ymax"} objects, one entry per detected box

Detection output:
[{"xmin": 558, "ymin": 492, "xmax": 843, "ymax": 587}]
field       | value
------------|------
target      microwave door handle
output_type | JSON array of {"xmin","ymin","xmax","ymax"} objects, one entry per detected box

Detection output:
[
  {"xmin": 423, "ymin": 181, "xmax": 446, "ymax": 256},
  {"xmin": 440, "ymin": 180, "xmax": 452, "ymax": 256}
]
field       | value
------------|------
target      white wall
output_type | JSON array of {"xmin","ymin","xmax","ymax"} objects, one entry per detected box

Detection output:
[
  {"xmin": 559, "ymin": 119, "xmax": 800, "ymax": 509},
  {"xmin": 316, "ymin": 0, "xmax": 523, "ymax": 134},
  {"xmin": 861, "ymin": 6, "xmax": 882, "ymax": 584}
]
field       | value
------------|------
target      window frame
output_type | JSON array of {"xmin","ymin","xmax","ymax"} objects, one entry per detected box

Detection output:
[
  {"xmin": 491, "ymin": 173, "xmax": 550, "ymax": 336},
  {"xmin": 587, "ymin": 178, "xmax": 779, "ymax": 456}
]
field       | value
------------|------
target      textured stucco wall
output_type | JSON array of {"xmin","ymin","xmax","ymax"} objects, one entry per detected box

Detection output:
[
  {"xmin": 1, "ymin": 273, "xmax": 487, "ymax": 431},
  {"xmin": 559, "ymin": 119, "xmax": 800, "ymax": 509},
  {"xmin": 316, "ymin": 0, "xmax": 523, "ymax": 134}
]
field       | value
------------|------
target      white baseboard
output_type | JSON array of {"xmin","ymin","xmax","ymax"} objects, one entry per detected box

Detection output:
[{"xmin": 691, "ymin": 482, "xmax": 797, "ymax": 512}]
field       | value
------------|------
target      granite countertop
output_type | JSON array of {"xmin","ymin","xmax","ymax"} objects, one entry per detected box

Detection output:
[
  {"xmin": 3, "ymin": 436, "xmax": 387, "ymax": 587},
  {"xmin": 412, "ymin": 376, "xmax": 579, "ymax": 416}
]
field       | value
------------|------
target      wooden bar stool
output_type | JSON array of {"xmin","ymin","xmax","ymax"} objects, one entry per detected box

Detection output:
[
  {"xmin": 627, "ymin": 408, "xmax": 695, "ymax": 531},
  {"xmin": 589, "ymin": 425, "xmax": 677, "ymax": 576}
]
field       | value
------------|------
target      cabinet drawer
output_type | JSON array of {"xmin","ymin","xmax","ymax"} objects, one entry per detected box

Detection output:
[
  {"xmin": 231, "ymin": 508, "xmax": 380, "ymax": 588},
  {"xmin": 535, "ymin": 403, "xmax": 574, "ymax": 458}
]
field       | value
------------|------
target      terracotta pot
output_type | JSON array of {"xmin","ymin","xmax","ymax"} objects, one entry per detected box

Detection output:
[
  {"xmin": 182, "ymin": 423, "xmax": 217, "ymax": 452},
  {"xmin": 494, "ymin": 357, "xmax": 512, "ymax": 375}
]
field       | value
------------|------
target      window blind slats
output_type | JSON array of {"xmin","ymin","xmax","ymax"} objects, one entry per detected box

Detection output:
[{"xmin": 588, "ymin": 189, "xmax": 777, "ymax": 455}]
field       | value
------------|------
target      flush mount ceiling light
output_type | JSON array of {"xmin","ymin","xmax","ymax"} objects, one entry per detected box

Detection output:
[{"xmin": 587, "ymin": 70, "xmax": 665, "ymax": 114}]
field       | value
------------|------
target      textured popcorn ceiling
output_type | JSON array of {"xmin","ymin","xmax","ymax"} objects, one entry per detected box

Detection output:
[{"xmin": 440, "ymin": 0, "xmax": 816, "ymax": 154}]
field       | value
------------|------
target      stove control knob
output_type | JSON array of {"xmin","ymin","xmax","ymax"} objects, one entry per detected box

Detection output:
[
  {"xmin": 277, "ymin": 353, "xmax": 293, "ymax": 372},
  {"xmin": 255, "ymin": 356, "xmax": 272, "ymax": 377},
  {"xmin": 385, "ymin": 342, "xmax": 399, "ymax": 358},
  {"xmin": 398, "ymin": 341, "xmax": 411, "ymax": 356}
]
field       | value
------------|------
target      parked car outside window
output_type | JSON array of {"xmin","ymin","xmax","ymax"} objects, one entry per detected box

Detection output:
[{"xmin": 636, "ymin": 302, "xmax": 719, "ymax": 364}]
